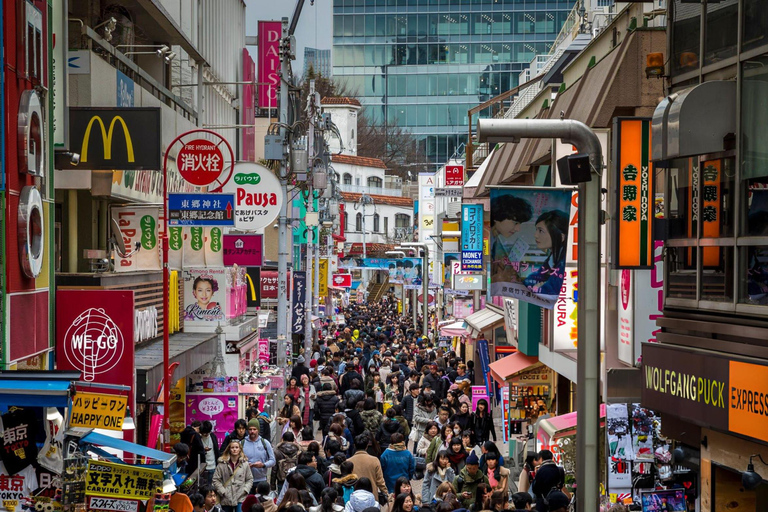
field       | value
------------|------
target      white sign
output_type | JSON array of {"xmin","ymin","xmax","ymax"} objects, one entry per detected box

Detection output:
[
  {"xmin": 221, "ymin": 162, "xmax": 283, "ymax": 231},
  {"xmin": 198, "ymin": 397, "xmax": 225, "ymax": 416},
  {"xmin": 68, "ymin": 49, "xmax": 90, "ymax": 74},
  {"xmin": 63, "ymin": 308, "xmax": 125, "ymax": 382},
  {"xmin": 88, "ymin": 497, "xmax": 140, "ymax": 512},
  {"xmin": 434, "ymin": 187, "xmax": 463, "ymax": 198},
  {"xmin": 503, "ymin": 298, "xmax": 518, "ymax": 347},
  {"xmin": 134, "ymin": 306, "xmax": 158, "ymax": 343},
  {"xmin": 52, "ymin": 0, "xmax": 68, "ymax": 147},
  {"xmin": 112, "ymin": 206, "xmax": 161, "ymax": 272},
  {"xmin": 618, "ymin": 270, "xmax": 634, "ymax": 365}
]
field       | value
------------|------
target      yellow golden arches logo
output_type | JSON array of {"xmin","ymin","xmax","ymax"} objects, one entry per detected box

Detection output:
[{"xmin": 80, "ymin": 115, "xmax": 135, "ymax": 163}]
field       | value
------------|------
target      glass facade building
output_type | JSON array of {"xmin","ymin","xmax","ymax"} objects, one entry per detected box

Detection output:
[{"xmin": 332, "ymin": 0, "xmax": 575, "ymax": 169}]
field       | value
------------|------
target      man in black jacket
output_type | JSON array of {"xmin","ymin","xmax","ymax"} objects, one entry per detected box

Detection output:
[
  {"xmin": 314, "ymin": 383, "xmax": 340, "ymax": 435},
  {"xmin": 295, "ymin": 451, "xmax": 326, "ymax": 501},
  {"xmin": 401, "ymin": 385, "xmax": 420, "ymax": 426},
  {"xmin": 179, "ymin": 420, "xmax": 206, "ymax": 476},
  {"xmin": 292, "ymin": 355, "xmax": 310, "ymax": 381},
  {"xmin": 531, "ymin": 450, "xmax": 566, "ymax": 512}
]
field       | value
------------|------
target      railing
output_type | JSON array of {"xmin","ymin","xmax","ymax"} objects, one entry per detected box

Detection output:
[{"xmin": 339, "ymin": 184, "xmax": 404, "ymax": 197}]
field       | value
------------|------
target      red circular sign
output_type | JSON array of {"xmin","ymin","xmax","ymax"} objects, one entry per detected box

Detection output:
[{"xmin": 177, "ymin": 139, "xmax": 224, "ymax": 186}]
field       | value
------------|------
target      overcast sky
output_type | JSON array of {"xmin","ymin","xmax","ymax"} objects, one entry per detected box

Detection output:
[{"xmin": 244, "ymin": 0, "xmax": 333, "ymax": 76}]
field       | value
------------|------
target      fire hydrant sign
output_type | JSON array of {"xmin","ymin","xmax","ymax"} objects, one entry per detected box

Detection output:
[
  {"xmin": 221, "ymin": 162, "xmax": 283, "ymax": 230},
  {"xmin": 177, "ymin": 139, "xmax": 224, "ymax": 186},
  {"xmin": 86, "ymin": 460, "xmax": 162, "ymax": 499},
  {"xmin": 70, "ymin": 392, "xmax": 128, "ymax": 431},
  {"xmin": 168, "ymin": 193, "xmax": 235, "ymax": 226}
]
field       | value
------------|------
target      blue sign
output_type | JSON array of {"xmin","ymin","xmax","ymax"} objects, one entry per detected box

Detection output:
[
  {"xmin": 168, "ymin": 193, "xmax": 235, "ymax": 226},
  {"xmin": 476, "ymin": 338, "xmax": 492, "ymax": 396},
  {"xmin": 292, "ymin": 271, "xmax": 307, "ymax": 334},
  {"xmin": 116, "ymin": 70, "xmax": 134, "ymax": 107},
  {"xmin": 461, "ymin": 204, "xmax": 484, "ymax": 271}
]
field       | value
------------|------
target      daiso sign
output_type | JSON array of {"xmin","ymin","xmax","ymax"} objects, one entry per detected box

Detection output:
[
  {"xmin": 258, "ymin": 21, "xmax": 282, "ymax": 109},
  {"xmin": 221, "ymin": 162, "xmax": 284, "ymax": 230}
]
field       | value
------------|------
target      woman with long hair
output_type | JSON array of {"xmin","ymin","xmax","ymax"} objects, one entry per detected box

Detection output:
[
  {"xmin": 391, "ymin": 477, "xmax": 421, "ymax": 507},
  {"xmin": 479, "ymin": 441, "xmax": 505, "ymax": 472},
  {"xmin": 471, "ymin": 399, "xmax": 496, "ymax": 445},
  {"xmin": 517, "ymin": 452, "xmax": 537, "ymax": 494},
  {"xmin": 421, "ymin": 450, "xmax": 455, "ymax": 506},
  {"xmin": 366, "ymin": 372, "xmax": 385, "ymax": 412},
  {"xmin": 390, "ymin": 493, "xmax": 416, "ymax": 512},
  {"xmin": 433, "ymin": 482, "xmax": 456, "ymax": 504},
  {"xmin": 289, "ymin": 415, "xmax": 304, "ymax": 441},
  {"xmin": 523, "ymin": 209, "xmax": 569, "ymax": 296},
  {"xmin": 469, "ymin": 483, "xmax": 492, "ymax": 512},
  {"xmin": 425, "ymin": 424, "xmax": 453, "ymax": 465},
  {"xmin": 450, "ymin": 402, "xmax": 472, "ymax": 431},
  {"xmin": 212, "ymin": 440, "xmax": 254, "ymax": 512},
  {"xmin": 417, "ymin": 422, "xmax": 439, "ymax": 458},
  {"xmin": 385, "ymin": 374, "xmax": 403, "ymax": 406},
  {"xmin": 276, "ymin": 489, "xmax": 303, "ymax": 512},
  {"xmin": 447, "ymin": 437, "xmax": 467, "ymax": 473},
  {"xmin": 487, "ymin": 491, "xmax": 508, "ymax": 512},
  {"xmin": 278, "ymin": 395, "xmax": 301, "ymax": 432},
  {"xmin": 484, "ymin": 452, "xmax": 510, "ymax": 494},
  {"xmin": 286, "ymin": 377, "xmax": 301, "ymax": 405},
  {"xmin": 309, "ymin": 488, "xmax": 344, "ymax": 512}
]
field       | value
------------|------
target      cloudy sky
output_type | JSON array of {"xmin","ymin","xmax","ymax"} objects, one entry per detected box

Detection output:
[{"xmin": 244, "ymin": 0, "xmax": 333, "ymax": 76}]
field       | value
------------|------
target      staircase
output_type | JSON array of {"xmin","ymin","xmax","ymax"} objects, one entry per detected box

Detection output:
[{"xmin": 366, "ymin": 276, "xmax": 390, "ymax": 303}]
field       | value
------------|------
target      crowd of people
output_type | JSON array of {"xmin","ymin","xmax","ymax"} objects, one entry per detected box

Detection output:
[{"xmin": 169, "ymin": 301, "xmax": 576, "ymax": 512}]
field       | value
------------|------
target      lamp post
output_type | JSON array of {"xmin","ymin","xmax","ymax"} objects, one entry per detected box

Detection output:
[
  {"xmin": 477, "ymin": 118, "xmax": 602, "ymax": 512},
  {"xmin": 402, "ymin": 242, "xmax": 429, "ymax": 338}
]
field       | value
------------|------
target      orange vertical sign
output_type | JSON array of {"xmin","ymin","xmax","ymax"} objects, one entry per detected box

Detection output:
[
  {"xmin": 701, "ymin": 160, "xmax": 721, "ymax": 266},
  {"xmin": 728, "ymin": 361, "xmax": 768, "ymax": 441}
]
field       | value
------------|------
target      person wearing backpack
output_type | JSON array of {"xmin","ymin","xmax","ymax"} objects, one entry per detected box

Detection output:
[
  {"xmin": 242, "ymin": 418, "xmax": 276, "ymax": 493},
  {"xmin": 531, "ymin": 450, "xmax": 566, "ymax": 512},
  {"xmin": 272, "ymin": 431, "xmax": 302, "ymax": 490},
  {"xmin": 332, "ymin": 460, "xmax": 359, "ymax": 504}
]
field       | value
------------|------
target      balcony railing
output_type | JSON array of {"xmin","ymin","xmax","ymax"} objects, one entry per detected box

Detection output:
[{"xmin": 339, "ymin": 183, "xmax": 404, "ymax": 197}]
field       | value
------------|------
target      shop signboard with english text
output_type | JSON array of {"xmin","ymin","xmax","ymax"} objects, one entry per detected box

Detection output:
[
  {"xmin": 111, "ymin": 206, "xmax": 160, "ymax": 271},
  {"xmin": 258, "ymin": 21, "xmax": 281, "ymax": 109},
  {"xmin": 220, "ymin": 162, "xmax": 283, "ymax": 230},
  {"xmin": 186, "ymin": 394, "xmax": 238, "ymax": 442},
  {"xmin": 461, "ymin": 204, "xmax": 483, "ymax": 271}
]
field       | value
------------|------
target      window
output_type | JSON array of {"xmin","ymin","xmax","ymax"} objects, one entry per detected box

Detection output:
[
  {"xmin": 743, "ymin": 0, "xmax": 768, "ymax": 52},
  {"xmin": 672, "ymin": 0, "xmax": 700, "ymax": 74},
  {"xmin": 384, "ymin": 217, "xmax": 389, "ymax": 236},
  {"xmin": 368, "ymin": 176, "xmax": 383, "ymax": 188},
  {"xmin": 395, "ymin": 213, "xmax": 410, "ymax": 227},
  {"xmin": 356, "ymin": 212, "xmax": 363, "ymax": 232},
  {"xmin": 373, "ymin": 214, "xmax": 380, "ymax": 233},
  {"xmin": 705, "ymin": 0, "xmax": 737, "ymax": 66},
  {"xmin": 343, "ymin": 173, "xmax": 352, "ymax": 185}
]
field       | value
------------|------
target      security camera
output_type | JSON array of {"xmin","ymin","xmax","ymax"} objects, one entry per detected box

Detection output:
[
  {"xmin": 70, "ymin": 152, "xmax": 81, "ymax": 166},
  {"xmin": 273, "ymin": 223, "xmax": 279, "ymax": 230}
]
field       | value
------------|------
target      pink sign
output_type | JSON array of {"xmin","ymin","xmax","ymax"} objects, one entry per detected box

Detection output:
[
  {"xmin": 223, "ymin": 234, "xmax": 263, "ymax": 266},
  {"xmin": 258, "ymin": 338, "xmax": 270, "ymax": 362},
  {"xmin": 445, "ymin": 165, "xmax": 464, "ymax": 186},
  {"xmin": 242, "ymin": 49, "xmax": 256, "ymax": 161},
  {"xmin": 186, "ymin": 393, "xmax": 238, "ymax": 440},
  {"xmin": 471, "ymin": 385, "xmax": 489, "ymax": 411},
  {"xmin": 258, "ymin": 21, "xmax": 281, "ymax": 109}
]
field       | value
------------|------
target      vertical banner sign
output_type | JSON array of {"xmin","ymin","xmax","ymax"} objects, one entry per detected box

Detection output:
[
  {"xmin": 489, "ymin": 187, "xmax": 572, "ymax": 308},
  {"xmin": 687, "ymin": 158, "xmax": 699, "ymax": 266},
  {"xmin": 292, "ymin": 271, "xmax": 307, "ymax": 334},
  {"xmin": 205, "ymin": 227, "xmax": 224, "ymax": 267},
  {"xmin": 112, "ymin": 206, "xmax": 161, "ymax": 271},
  {"xmin": 614, "ymin": 118, "xmax": 654, "ymax": 268},
  {"xmin": 419, "ymin": 173, "xmax": 435, "ymax": 242},
  {"xmin": 319, "ymin": 259, "xmax": 328, "ymax": 296},
  {"xmin": 617, "ymin": 270, "xmax": 634, "ymax": 365},
  {"xmin": 501, "ymin": 386, "xmax": 510, "ymax": 443},
  {"xmin": 242, "ymin": 49, "xmax": 256, "ymax": 162},
  {"xmin": 445, "ymin": 165, "xmax": 464, "ymax": 186},
  {"xmin": 258, "ymin": 21, "xmax": 281, "ymax": 109},
  {"xmin": 461, "ymin": 204, "xmax": 484, "ymax": 271},
  {"xmin": 701, "ymin": 160, "xmax": 722, "ymax": 266},
  {"xmin": 476, "ymin": 338, "xmax": 492, "ymax": 397}
]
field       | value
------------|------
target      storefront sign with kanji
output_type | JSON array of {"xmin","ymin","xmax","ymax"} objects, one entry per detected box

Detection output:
[
  {"xmin": 70, "ymin": 392, "xmax": 128, "ymax": 431},
  {"xmin": 85, "ymin": 461, "xmax": 161, "ymax": 500}
]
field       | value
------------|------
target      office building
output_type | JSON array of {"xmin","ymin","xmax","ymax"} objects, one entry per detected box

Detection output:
[
  {"xmin": 332, "ymin": 0, "xmax": 574, "ymax": 170},
  {"xmin": 305, "ymin": 47, "xmax": 333, "ymax": 78}
]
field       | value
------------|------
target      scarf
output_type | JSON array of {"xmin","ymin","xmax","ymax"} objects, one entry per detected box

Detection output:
[
  {"xmin": 436, "ymin": 464, "xmax": 448, "ymax": 479},
  {"xmin": 448, "ymin": 450, "xmax": 467, "ymax": 468}
]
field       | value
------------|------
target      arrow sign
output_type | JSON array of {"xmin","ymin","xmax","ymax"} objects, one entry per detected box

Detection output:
[
  {"xmin": 226, "ymin": 202, "xmax": 233, "ymax": 219},
  {"xmin": 168, "ymin": 193, "xmax": 236, "ymax": 227}
]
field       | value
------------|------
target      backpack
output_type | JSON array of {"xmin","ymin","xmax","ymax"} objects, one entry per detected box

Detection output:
[
  {"xmin": 276, "ymin": 448, "xmax": 298, "ymax": 482},
  {"xmin": 341, "ymin": 484, "xmax": 354, "ymax": 504}
]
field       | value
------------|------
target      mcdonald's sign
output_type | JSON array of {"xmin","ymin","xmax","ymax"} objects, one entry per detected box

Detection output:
[{"xmin": 69, "ymin": 107, "xmax": 161, "ymax": 170}]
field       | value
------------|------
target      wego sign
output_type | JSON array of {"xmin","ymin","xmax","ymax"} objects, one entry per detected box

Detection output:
[{"xmin": 69, "ymin": 108, "xmax": 161, "ymax": 170}]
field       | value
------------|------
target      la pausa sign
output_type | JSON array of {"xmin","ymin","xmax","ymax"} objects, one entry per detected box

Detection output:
[{"xmin": 221, "ymin": 163, "xmax": 283, "ymax": 230}]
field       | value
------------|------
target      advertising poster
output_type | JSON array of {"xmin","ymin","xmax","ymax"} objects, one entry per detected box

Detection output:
[
  {"xmin": 169, "ymin": 378, "xmax": 186, "ymax": 445},
  {"xmin": 444, "ymin": 253, "xmax": 460, "ymax": 286},
  {"xmin": 85, "ymin": 461, "xmax": 161, "ymax": 500},
  {"xmin": 204, "ymin": 227, "xmax": 224, "ymax": 268},
  {"xmin": 168, "ymin": 226, "xmax": 183, "ymax": 269},
  {"xmin": 183, "ymin": 268, "xmax": 226, "ymax": 323},
  {"xmin": 489, "ymin": 187, "xmax": 572, "ymax": 308},
  {"xmin": 183, "ymin": 227, "xmax": 206, "ymax": 267},
  {"xmin": 111, "ymin": 206, "xmax": 160, "ymax": 272},
  {"xmin": 292, "ymin": 271, "xmax": 307, "ymax": 334},
  {"xmin": 461, "ymin": 204, "xmax": 484, "ymax": 271},
  {"xmin": 186, "ymin": 394, "xmax": 238, "ymax": 441}
]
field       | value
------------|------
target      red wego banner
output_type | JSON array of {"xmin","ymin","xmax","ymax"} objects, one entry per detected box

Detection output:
[
  {"xmin": 56, "ymin": 290, "xmax": 136, "ymax": 434},
  {"xmin": 258, "ymin": 21, "xmax": 281, "ymax": 109}
]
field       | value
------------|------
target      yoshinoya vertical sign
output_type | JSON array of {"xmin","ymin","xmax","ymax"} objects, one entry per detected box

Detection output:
[
  {"xmin": 614, "ymin": 118, "xmax": 654, "ymax": 268},
  {"xmin": 461, "ymin": 204, "xmax": 483, "ymax": 271},
  {"xmin": 292, "ymin": 271, "xmax": 307, "ymax": 334},
  {"xmin": 111, "ymin": 206, "xmax": 160, "ymax": 272},
  {"xmin": 258, "ymin": 21, "xmax": 281, "ymax": 109}
]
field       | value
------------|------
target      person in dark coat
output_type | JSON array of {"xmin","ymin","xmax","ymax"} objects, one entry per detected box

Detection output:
[
  {"xmin": 340, "ymin": 364, "xmax": 364, "ymax": 398},
  {"xmin": 295, "ymin": 450, "xmax": 327, "ymax": 502},
  {"xmin": 471, "ymin": 399, "xmax": 496, "ymax": 445},
  {"xmin": 292, "ymin": 355, "xmax": 311, "ymax": 381},
  {"xmin": 531, "ymin": 450, "xmax": 566, "ymax": 512},
  {"xmin": 377, "ymin": 408, "xmax": 405, "ymax": 451},
  {"xmin": 314, "ymin": 383, "xmax": 341, "ymax": 435},
  {"xmin": 180, "ymin": 420, "xmax": 206, "ymax": 476}
]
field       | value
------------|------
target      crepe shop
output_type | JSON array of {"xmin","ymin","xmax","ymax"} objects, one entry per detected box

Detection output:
[
  {"xmin": 641, "ymin": 343, "xmax": 768, "ymax": 511},
  {"xmin": 0, "ymin": 371, "xmax": 177, "ymax": 512}
]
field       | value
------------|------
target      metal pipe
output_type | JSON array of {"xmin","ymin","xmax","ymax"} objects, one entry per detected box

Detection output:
[
  {"xmin": 276, "ymin": 17, "xmax": 290, "ymax": 369},
  {"xmin": 477, "ymin": 118, "xmax": 602, "ymax": 512}
]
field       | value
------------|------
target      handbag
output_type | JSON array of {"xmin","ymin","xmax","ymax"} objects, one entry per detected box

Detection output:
[
  {"xmin": 414, "ymin": 457, "xmax": 427, "ymax": 481},
  {"xmin": 378, "ymin": 491, "xmax": 389, "ymax": 506}
]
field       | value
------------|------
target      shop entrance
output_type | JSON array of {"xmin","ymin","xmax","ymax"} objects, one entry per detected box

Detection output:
[{"xmin": 713, "ymin": 464, "xmax": 768, "ymax": 511}]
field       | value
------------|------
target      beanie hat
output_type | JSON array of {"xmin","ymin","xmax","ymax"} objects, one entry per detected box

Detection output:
[
  {"xmin": 297, "ymin": 355, "xmax": 305, "ymax": 364},
  {"xmin": 310, "ymin": 359, "xmax": 318, "ymax": 368},
  {"xmin": 466, "ymin": 452, "xmax": 480, "ymax": 465},
  {"xmin": 545, "ymin": 491, "xmax": 570, "ymax": 510},
  {"xmin": 248, "ymin": 418, "xmax": 260, "ymax": 429}
]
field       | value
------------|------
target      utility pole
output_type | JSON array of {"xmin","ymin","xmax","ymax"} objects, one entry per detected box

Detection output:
[
  {"xmin": 477, "ymin": 118, "xmax": 603, "ymax": 512},
  {"xmin": 276, "ymin": 16, "xmax": 291, "ymax": 369},
  {"xmin": 305, "ymin": 80, "xmax": 316, "ymax": 354}
]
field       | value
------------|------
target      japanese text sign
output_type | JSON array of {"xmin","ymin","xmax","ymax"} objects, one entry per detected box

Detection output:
[
  {"xmin": 70, "ymin": 392, "xmax": 128, "ymax": 431},
  {"xmin": 177, "ymin": 139, "xmax": 224, "ymax": 186},
  {"xmin": 168, "ymin": 193, "xmax": 235, "ymax": 227},
  {"xmin": 258, "ymin": 21, "xmax": 281, "ymax": 109},
  {"xmin": 223, "ymin": 235, "xmax": 263, "ymax": 266},
  {"xmin": 461, "ymin": 204, "xmax": 484, "ymax": 271},
  {"xmin": 86, "ymin": 461, "xmax": 161, "ymax": 500},
  {"xmin": 445, "ymin": 165, "xmax": 464, "ymax": 186},
  {"xmin": 220, "ymin": 162, "xmax": 283, "ymax": 230},
  {"xmin": 614, "ymin": 118, "xmax": 654, "ymax": 268},
  {"xmin": 261, "ymin": 270, "xmax": 278, "ymax": 299},
  {"xmin": 292, "ymin": 271, "xmax": 307, "ymax": 334}
]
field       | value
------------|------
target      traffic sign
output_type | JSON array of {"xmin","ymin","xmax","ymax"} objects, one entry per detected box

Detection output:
[
  {"xmin": 168, "ymin": 193, "xmax": 235, "ymax": 226},
  {"xmin": 331, "ymin": 273, "xmax": 352, "ymax": 288},
  {"xmin": 177, "ymin": 139, "xmax": 225, "ymax": 186},
  {"xmin": 434, "ymin": 187, "xmax": 463, "ymax": 198}
]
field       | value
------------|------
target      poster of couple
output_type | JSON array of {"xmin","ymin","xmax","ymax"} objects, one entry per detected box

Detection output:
[{"xmin": 490, "ymin": 187, "xmax": 573, "ymax": 309}]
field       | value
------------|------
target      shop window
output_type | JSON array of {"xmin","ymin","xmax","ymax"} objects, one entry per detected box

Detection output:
[
  {"xmin": 713, "ymin": 463, "xmax": 768, "ymax": 510},
  {"xmin": 667, "ymin": 159, "xmax": 694, "ymax": 239},
  {"xmin": 704, "ymin": 0, "xmax": 737, "ymax": 67},
  {"xmin": 356, "ymin": 212, "xmax": 363, "ymax": 231},
  {"xmin": 743, "ymin": 0, "xmax": 768, "ymax": 53},
  {"xmin": 700, "ymin": 246, "xmax": 734, "ymax": 303},
  {"xmin": 343, "ymin": 173, "xmax": 352, "ymax": 185},
  {"xmin": 667, "ymin": 246, "xmax": 698, "ymax": 300},
  {"xmin": 672, "ymin": 0, "xmax": 700, "ymax": 74}
]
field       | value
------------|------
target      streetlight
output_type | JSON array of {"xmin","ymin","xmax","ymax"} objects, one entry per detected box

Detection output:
[
  {"xmin": 386, "ymin": 250, "xmax": 407, "ymax": 314},
  {"xmin": 401, "ymin": 242, "xmax": 429, "ymax": 338}
]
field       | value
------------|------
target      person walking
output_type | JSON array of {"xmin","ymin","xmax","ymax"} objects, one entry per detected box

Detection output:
[
  {"xmin": 348, "ymin": 434, "xmax": 388, "ymax": 498},
  {"xmin": 212, "ymin": 441, "xmax": 253, "ymax": 512},
  {"xmin": 421, "ymin": 449, "xmax": 455, "ymax": 506},
  {"xmin": 453, "ymin": 452, "xmax": 489, "ymax": 509},
  {"xmin": 242, "ymin": 418, "xmax": 276, "ymax": 492},
  {"xmin": 380, "ymin": 433, "xmax": 415, "ymax": 493},
  {"xmin": 531, "ymin": 450, "xmax": 566, "ymax": 512}
]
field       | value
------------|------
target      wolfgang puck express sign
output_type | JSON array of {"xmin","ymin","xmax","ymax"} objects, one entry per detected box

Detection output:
[{"xmin": 642, "ymin": 343, "xmax": 768, "ymax": 442}]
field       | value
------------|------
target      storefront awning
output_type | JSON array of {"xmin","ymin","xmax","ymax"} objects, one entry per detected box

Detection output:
[
  {"xmin": 80, "ymin": 431, "xmax": 177, "ymax": 468},
  {"xmin": 440, "ymin": 321, "xmax": 469, "ymax": 337},
  {"xmin": 135, "ymin": 332, "xmax": 218, "ymax": 402},
  {"xmin": 538, "ymin": 403, "xmax": 607, "ymax": 440},
  {"xmin": 0, "ymin": 371, "xmax": 79, "ymax": 408},
  {"xmin": 489, "ymin": 351, "xmax": 540, "ymax": 385},
  {"xmin": 464, "ymin": 306, "xmax": 504, "ymax": 337}
]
